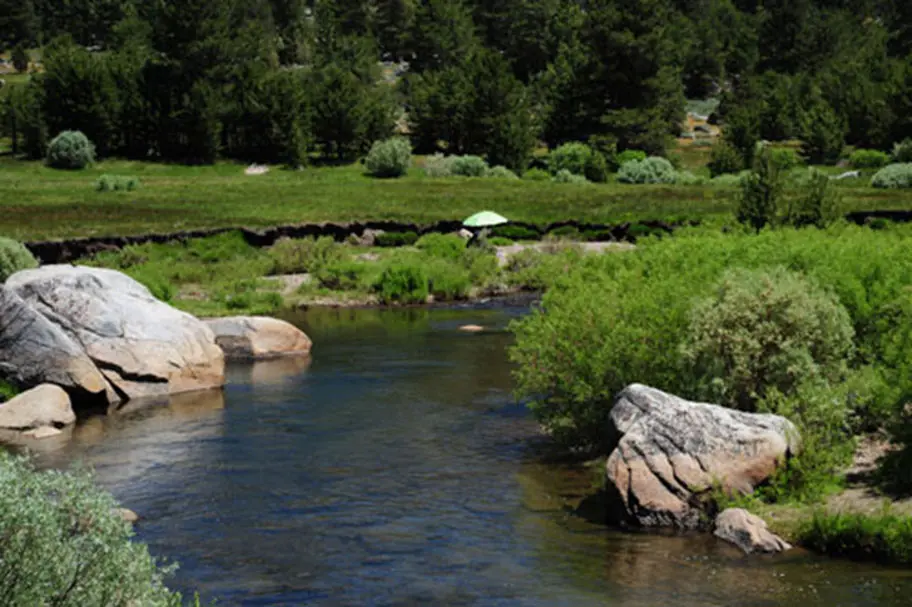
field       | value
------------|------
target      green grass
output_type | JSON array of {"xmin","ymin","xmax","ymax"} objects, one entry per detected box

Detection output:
[
  {"xmin": 0, "ymin": 156, "xmax": 908, "ymax": 242},
  {"xmin": 797, "ymin": 509, "xmax": 912, "ymax": 564}
]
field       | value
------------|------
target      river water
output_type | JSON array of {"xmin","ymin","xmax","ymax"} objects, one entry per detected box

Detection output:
[{"xmin": 31, "ymin": 306, "xmax": 912, "ymax": 606}]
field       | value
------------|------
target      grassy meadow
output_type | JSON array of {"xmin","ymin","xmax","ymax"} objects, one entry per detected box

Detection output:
[{"xmin": 0, "ymin": 152, "xmax": 909, "ymax": 242}]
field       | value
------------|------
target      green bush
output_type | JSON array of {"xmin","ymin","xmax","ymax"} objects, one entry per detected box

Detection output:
[
  {"xmin": 707, "ymin": 142, "xmax": 744, "ymax": 177},
  {"xmin": 96, "ymin": 175, "xmax": 140, "ymax": 192},
  {"xmin": 415, "ymin": 233, "xmax": 466, "ymax": 260},
  {"xmin": 269, "ymin": 236, "xmax": 344, "ymax": 275},
  {"xmin": 675, "ymin": 171, "xmax": 705, "ymax": 185},
  {"xmin": 798, "ymin": 510, "xmax": 912, "ymax": 564},
  {"xmin": 892, "ymin": 139, "xmax": 912, "ymax": 163},
  {"xmin": 451, "ymin": 155, "xmax": 489, "ymax": 177},
  {"xmin": 365, "ymin": 137, "xmax": 412, "ymax": 178},
  {"xmin": 616, "ymin": 149, "xmax": 647, "ymax": 166},
  {"xmin": 427, "ymin": 260, "xmax": 472, "ymax": 300},
  {"xmin": 486, "ymin": 165, "xmax": 519, "ymax": 180},
  {"xmin": 617, "ymin": 156, "xmax": 677, "ymax": 184},
  {"xmin": 850, "ymin": 149, "xmax": 891, "ymax": 169},
  {"xmin": 711, "ymin": 172, "xmax": 747, "ymax": 187},
  {"xmin": 737, "ymin": 147, "xmax": 783, "ymax": 232},
  {"xmin": 0, "ymin": 237, "xmax": 38, "ymax": 282},
  {"xmin": 11, "ymin": 44, "xmax": 29, "ymax": 74},
  {"xmin": 522, "ymin": 168, "xmax": 551, "ymax": 181},
  {"xmin": 0, "ymin": 452, "xmax": 183, "ymax": 605},
  {"xmin": 548, "ymin": 142, "xmax": 591, "ymax": 176},
  {"xmin": 770, "ymin": 148, "xmax": 804, "ymax": 171},
  {"xmin": 374, "ymin": 262, "xmax": 429, "ymax": 304},
  {"xmin": 584, "ymin": 151, "xmax": 610, "ymax": 183},
  {"xmin": 488, "ymin": 236, "xmax": 514, "ymax": 246},
  {"xmin": 315, "ymin": 261, "xmax": 371, "ymax": 291},
  {"xmin": 46, "ymin": 130, "xmax": 96, "ymax": 170},
  {"xmin": 424, "ymin": 153, "xmax": 455, "ymax": 178},
  {"xmin": 785, "ymin": 169, "xmax": 841, "ymax": 228},
  {"xmin": 491, "ymin": 225, "xmax": 540, "ymax": 241},
  {"xmin": 682, "ymin": 267, "xmax": 854, "ymax": 411},
  {"xmin": 871, "ymin": 163, "xmax": 912, "ymax": 188},
  {"xmin": 552, "ymin": 169, "xmax": 588, "ymax": 184},
  {"xmin": 375, "ymin": 231, "xmax": 420, "ymax": 247}
]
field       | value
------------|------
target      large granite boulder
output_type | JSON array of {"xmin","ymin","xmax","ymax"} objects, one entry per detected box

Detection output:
[
  {"xmin": 714, "ymin": 508, "xmax": 792, "ymax": 554},
  {"xmin": 0, "ymin": 287, "xmax": 110, "ymax": 401},
  {"xmin": 604, "ymin": 384, "xmax": 799, "ymax": 529},
  {"xmin": 6, "ymin": 265, "xmax": 225, "ymax": 402},
  {"xmin": 0, "ymin": 384, "xmax": 76, "ymax": 431},
  {"xmin": 206, "ymin": 316, "xmax": 312, "ymax": 360}
]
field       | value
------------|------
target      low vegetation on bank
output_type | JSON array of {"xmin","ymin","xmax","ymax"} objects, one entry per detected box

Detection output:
[{"xmin": 510, "ymin": 220, "xmax": 912, "ymax": 560}]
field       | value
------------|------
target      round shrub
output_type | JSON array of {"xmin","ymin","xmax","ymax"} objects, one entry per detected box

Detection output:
[
  {"xmin": 682, "ymin": 267, "xmax": 855, "ymax": 411},
  {"xmin": 0, "ymin": 237, "xmax": 38, "ymax": 282},
  {"xmin": 424, "ymin": 153, "xmax": 455, "ymax": 178},
  {"xmin": 616, "ymin": 149, "xmax": 647, "ymax": 167},
  {"xmin": 415, "ymin": 233, "xmax": 466, "ymax": 260},
  {"xmin": 46, "ymin": 130, "xmax": 95, "ymax": 170},
  {"xmin": 584, "ymin": 152, "xmax": 610, "ymax": 183},
  {"xmin": 893, "ymin": 139, "xmax": 912, "ymax": 163},
  {"xmin": 523, "ymin": 168, "xmax": 551, "ymax": 181},
  {"xmin": 711, "ymin": 172, "xmax": 748, "ymax": 187},
  {"xmin": 617, "ymin": 156, "xmax": 678, "ymax": 184},
  {"xmin": 365, "ymin": 137, "xmax": 412, "ymax": 178},
  {"xmin": 871, "ymin": 163, "xmax": 912, "ymax": 189},
  {"xmin": 486, "ymin": 165, "xmax": 519, "ymax": 179},
  {"xmin": 675, "ymin": 171, "xmax": 705, "ymax": 185},
  {"xmin": 707, "ymin": 142, "xmax": 744, "ymax": 177},
  {"xmin": 0, "ymin": 452, "xmax": 182, "ymax": 605},
  {"xmin": 552, "ymin": 169, "xmax": 588, "ymax": 184},
  {"xmin": 548, "ymin": 142, "xmax": 592, "ymax": 176},
  {"xmin": 374, "ymin": 261, "xmax": 429, "ymax": 304},
  {"xmin": 850, "ymin": 149, "xmax": 890, "ymax": 170},
  {"xmin": 451, "ymin": 155, "xmax": 489, "ymax": 177}
]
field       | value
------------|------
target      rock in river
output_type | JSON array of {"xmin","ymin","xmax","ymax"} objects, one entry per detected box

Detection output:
[
  {"xmin": 5, "ymin": 265, "xmax": 225, "ymax": 403},
  {"xmin": 0, "ymin": 384, "xmax": 76, "ymax": 431},
  {"xmin": 604, "ymin": 384, "xmax": 799, "ymax": 529},
  {"xmin": 0, "ymin": 286, "xmax": 110, "ymax": 401},
  {"xmin": 714, "ymin": 508, "xmax": 792, "ymax": 554},
  {"xmin": 206, "ymin": 316, "xmax": 312, "ymax": 360}
]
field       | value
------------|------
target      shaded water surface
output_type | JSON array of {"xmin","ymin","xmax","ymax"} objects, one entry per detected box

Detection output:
[{"xmin": 34, "ymin": 306, "xmax": 912, "ymax": 606}]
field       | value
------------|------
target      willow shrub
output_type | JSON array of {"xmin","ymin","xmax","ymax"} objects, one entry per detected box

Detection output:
[
  {"xmin": 0, "ymin": 237, "xmax": 38, "ymax": 282},
  {"xmin": 0, "ymin": 452, "xmax": 182, "ymax": 606},
  {"xmin": 510, "ymin": 225, "xmax": 912, "ymax": 453}
]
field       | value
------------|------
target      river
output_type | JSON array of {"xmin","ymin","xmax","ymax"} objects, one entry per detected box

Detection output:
[{"xmin": 31, "ymin": 305, "xmax": 912, "ymax": 606}]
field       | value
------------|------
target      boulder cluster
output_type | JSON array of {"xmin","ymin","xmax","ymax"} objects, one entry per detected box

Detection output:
[{"xmin": 0, "ymin": 265, "xmax": 312, "ymax": 440}]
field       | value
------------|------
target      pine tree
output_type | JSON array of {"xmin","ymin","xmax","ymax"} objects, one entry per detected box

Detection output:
[{"xmin": 408, "ymin": 0, "xmax": 478, "ymax": 73}]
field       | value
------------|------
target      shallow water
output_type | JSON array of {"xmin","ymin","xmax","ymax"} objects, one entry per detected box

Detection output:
[{"xmin": 33, "ymin": 306, "xmax": 912, "ymax": 606}]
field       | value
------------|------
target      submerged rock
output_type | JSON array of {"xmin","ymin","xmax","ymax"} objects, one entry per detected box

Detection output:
[
  {"xmin": 604, "ymin": 384, "xmax": 799, "ymax": 529},
  {"xmin": 206, "ymin": 316, "xmax": 312, "ymax": 360},
  {"xmin": 459, "ymin": 325, "xmax": 485, "ymax": 333},
  {"xmin": 0, "ymin": 384, "xmax": 75, "ymax": 431},
  {"xmin": 6, "ymin": 265, "xmax": 225, "ymax": 403},
  {"xmin": 714, "ymin": 508, "xmax": 792, "ymax": 554},
  {"xmin": 114, "ymin": 507, "xmax": 140, "ymax": 524}
]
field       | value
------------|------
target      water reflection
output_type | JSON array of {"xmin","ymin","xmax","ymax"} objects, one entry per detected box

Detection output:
[{"xmin": 31, "ymin": 307, "xmax": 912, "ymax": 606}]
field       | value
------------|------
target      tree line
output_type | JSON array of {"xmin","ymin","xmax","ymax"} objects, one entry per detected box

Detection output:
[{"xmin": 2, "ymin": 0, "xmax": 912, "ymax": 169}]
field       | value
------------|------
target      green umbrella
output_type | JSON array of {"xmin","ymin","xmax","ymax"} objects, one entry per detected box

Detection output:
[{"xmin": 463, "ymin": 211, "xmax": 509, "ymax": 228}]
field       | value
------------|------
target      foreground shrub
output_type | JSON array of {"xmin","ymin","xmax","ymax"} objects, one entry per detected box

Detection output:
[
  {"xmin": 46, "ymin": 130, "xmax": 96, "ymax": 170},
  {"xmin": 426, "ymin": 260, "xmax": 472, "ymax": 299},
  {"xmin": 871, "ymin": 163, "xmax": 912, "ymax": 188},
  {"xmin": 892, "ymin": 139, "xmax": 912, "ymax": 163},
  {"xmin": 617, "ymin": 156, "xmax": 677, "ymax": 184},
  {"xmin": 96, "ymin": 174, "xmax": 140, "ymax": 192},
  {"xmin": 552, "ymin": 169, "xmax": 588, "ymax": 184},
  {"xmin": 0, "ymin": 237, "xmax": 38, "ymax": 282},
  {"xmin": 548, "ymin": 143, "xmax": 592, "ymax": 177},
  {"xmin": 486, "ymin": 165, "xmax": 519, "ymax": 180},
  {"xmin": 451, "ymin": 155, "xmax": 489, "ymax": 177},
  {"xmin": 0, "ymin": 453, "xmax": 182, "ymax": 605},
  {"xmin": 423, "ymin": 153, "xmax": 455, "ymax": 177},
  {"xmin": 269, "ymin": 236, "xmax": 343, "ymax": 275},
  {"xmin": 850, "ymin": 149, "xmax": 890, "ymax": 170},
  {"xmin": 365, "ymin": 137, "xmax": 412, "ymax": 178},
  {"xmin": 707, "ymin": 142, "xmax": 744, "ymax": 177},
  {"xmin": 682, "ymin": 267, "xmax": 854, "ymax": 411}
]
